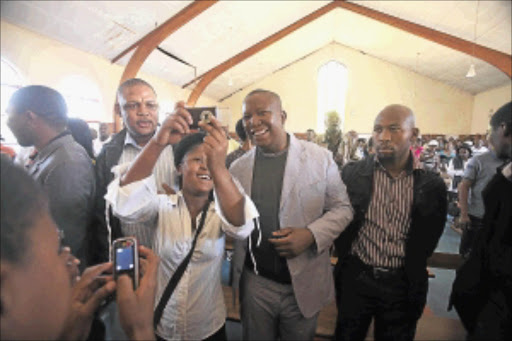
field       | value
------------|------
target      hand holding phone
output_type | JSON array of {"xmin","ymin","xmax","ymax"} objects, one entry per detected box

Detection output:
[
  {"xmin": 117, "ymin": 246, "xmax": 159, "ymax": 341},
  {"xmin": 113, "ymin": 237, "xmax": 139, "ymax": 289},
  {"xmin": 155, "ymin": 101, "xmax": 193, "ymax": 146}
]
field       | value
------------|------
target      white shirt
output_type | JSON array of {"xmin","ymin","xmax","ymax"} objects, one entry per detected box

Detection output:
[
  {"xmin": 115, "ymin": 133, "xmax": 176, "ymax": 247},
  {"xmin": 471, "ymin": 145, "xmax": 489, "ymax": 157},
  {"xmin": 93, "ymin": 136, "xmax": 111, "ymax": 156},
  {"xmin": 447, "ymin": 158, "xmax": 469, "ymax": 192},
  {"xmin": 105, "ymin": 173, "xmax": 258, "ymax": 340}
]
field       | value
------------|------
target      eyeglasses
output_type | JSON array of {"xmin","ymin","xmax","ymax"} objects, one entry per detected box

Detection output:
[{"xmin": 122, "ymin": 101, "xmax": 159, "ymax": 113}]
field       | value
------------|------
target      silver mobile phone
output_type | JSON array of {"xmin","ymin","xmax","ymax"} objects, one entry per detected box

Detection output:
[{"xmin": 113, "ymin": 237, "xmax": 139, "ymax": 289}]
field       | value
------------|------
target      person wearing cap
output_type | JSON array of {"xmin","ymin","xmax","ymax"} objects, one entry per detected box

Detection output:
[
  {"xmin": 6, "ymin": 85, "xmax": 95, "ymax": 268},
  {"xmin": 105, "ymin": 104, "xmax": 259, "ymax": 341}
]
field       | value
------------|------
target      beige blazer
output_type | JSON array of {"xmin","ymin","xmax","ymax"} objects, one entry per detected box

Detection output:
[{"xmin": 230, "ymin": 134, "xmax": 353, "ymax": 318}]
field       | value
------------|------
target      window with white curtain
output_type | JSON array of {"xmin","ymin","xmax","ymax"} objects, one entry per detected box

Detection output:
[
  {"xmin": 1, "ymin": 57, "xmax": 25, "ymax": 146},
  {"xmin": 317, "ymin": 60, "xmax": 348, "ymax": 133}
]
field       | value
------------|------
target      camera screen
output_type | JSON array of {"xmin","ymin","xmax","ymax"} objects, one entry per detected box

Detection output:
[{"xmin": 116, "ymin": 245, "xmax": 134, "ymax": 271}]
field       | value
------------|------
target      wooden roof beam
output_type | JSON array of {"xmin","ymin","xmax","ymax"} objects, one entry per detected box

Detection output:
[
  {"xmin": 114, "ymin": 0, "xmax": 217, "ymax": 131},
  {"xmin": 119, "ymin": 0, "xmax": 217, "ymax": 83},
  {"xmin": 111, "ymin": 32, "xmax": 151, "ymax": 64},
  {"xmin": 185, "ymin": 1, "xmax": 339, "ymax": 106},
  {"xmin": 186, "ymin": 0, "xmax": 511, "ymax": 106},
  {"xmin": 112, "ymin": 1, "xmax": 217, "ymax": 64},
  {"xmin": 335, "ymin": 1, "xmax": 511, "ymax": 77}
]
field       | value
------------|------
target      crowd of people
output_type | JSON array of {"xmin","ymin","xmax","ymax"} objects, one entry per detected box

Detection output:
[
  {"xmin": 1, "ymin": 79, "xmax": 510, "ymax": 341},
  {"xmin": 315, "ymin": 125, "xmax": 506, "ymax": 262}
]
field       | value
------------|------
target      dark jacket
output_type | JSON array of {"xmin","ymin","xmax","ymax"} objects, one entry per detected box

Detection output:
[
  {"xmin": 30, "ymin": 133, "xmax": 96, "ymax": 269},
  {"xmin": 449, "ymin": 166, "xmax": 512, "ymax": 333},
  {"xmin": 87, "ymin": 129, "xmax": 127, "ymax": 265},
  {"xmin": 334, "ymin": 155, "xmax": 447, "ymax": 316}
]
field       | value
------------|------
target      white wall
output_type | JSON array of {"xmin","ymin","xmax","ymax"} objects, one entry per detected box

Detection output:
[
  {"xmin": 221, "ymin": 43, "xmax": 476, "ymax": 135},
  {"xmin": 1, "ymin": 20, "xmax": 219, "ymax": 124},
  {"xmin": 3, "ymin": 20, "xmax": 509, "ymax": 136},
  {"xmin": 471, "ymin": 84, "xmax": 512, "ymax": 134}
]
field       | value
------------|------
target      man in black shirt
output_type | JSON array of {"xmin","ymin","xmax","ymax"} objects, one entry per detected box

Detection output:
[{"xmin": 450, "ymin": 101, "xmax": 511, "ymax": 340}]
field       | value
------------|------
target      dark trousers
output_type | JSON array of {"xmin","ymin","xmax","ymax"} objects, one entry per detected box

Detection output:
[
  {"xmin": 156, "ymin": 324, "xmax": 226, "ymax": 341},
  {"xmin": 469, "ymin": 291, "xmax": 512, "ymax": 341},
  {"xmin": 460, "ymin": 215, "xmax": 484, "ymax": 258},
  {"xmin": 334, "ymin": 256, "xmax": 425, "ymax": 341}
]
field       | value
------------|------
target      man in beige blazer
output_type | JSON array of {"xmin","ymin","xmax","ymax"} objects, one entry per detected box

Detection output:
[{"xmin": 229, "ymin": 89, "xmax": 353, "ymax": 340}]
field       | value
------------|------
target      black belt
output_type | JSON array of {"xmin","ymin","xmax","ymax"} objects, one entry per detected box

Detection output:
[
  {"xmin": 367, "ymin": 266, "xmax": 404, "ymax": 280},
  {"xmin": 346, "ymin": 255, "xmax": 405, "ymax": 280}
]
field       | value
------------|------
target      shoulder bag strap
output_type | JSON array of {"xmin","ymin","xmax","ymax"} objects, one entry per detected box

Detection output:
[{"xmin": 153, "ymin": 199, "xmax": 210, "ymax": 329}]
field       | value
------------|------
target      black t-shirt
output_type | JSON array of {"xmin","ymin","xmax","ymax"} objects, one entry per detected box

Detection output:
[{"xmin": 245, "ymin": 146, "xmax": 291, "ymax": 284}]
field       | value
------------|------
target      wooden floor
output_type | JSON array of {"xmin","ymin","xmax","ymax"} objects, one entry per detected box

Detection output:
[{"xmin": 223, "ymin": 285, "xmax": 466, "ymax": 340}]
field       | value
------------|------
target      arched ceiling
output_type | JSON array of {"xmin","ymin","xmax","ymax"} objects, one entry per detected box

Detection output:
[{"xmin": 1, "ymin": 0, "xmax": 511, "ymax": 101}]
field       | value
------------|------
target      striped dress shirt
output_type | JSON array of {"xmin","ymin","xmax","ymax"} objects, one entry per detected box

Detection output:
[
  {"xmin": 116, "ymin": 132, "xmax": 176, "ymax": 247},
  {"xmin": 351, "ymin": 157, "xmax": 414, "ymax": 269}
]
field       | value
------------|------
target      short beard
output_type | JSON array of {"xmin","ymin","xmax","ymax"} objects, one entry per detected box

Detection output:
[{"xmin": 376, "ymin": 152, "xmax": 395, "ymax": 163}]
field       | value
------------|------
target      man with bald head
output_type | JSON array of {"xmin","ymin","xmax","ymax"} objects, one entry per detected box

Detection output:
[
  {"xmin": 334, "ymin": 104, "xmax": 447, "ymax": 340},
  {"xmin": 229, "ymin": 89, "xmax": 353, "ymax": 340}
]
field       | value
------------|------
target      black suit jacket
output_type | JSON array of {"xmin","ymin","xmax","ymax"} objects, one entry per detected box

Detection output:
[{"xmin": 87, "ymin": 129, "xmax": 127, "ymax": 265}]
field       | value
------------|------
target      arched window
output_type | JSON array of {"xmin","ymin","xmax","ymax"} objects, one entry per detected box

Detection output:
[
  {"xmin": 1, "ymin": 57, "xmax": 25, "ymax": 146},
  {"xmin": 57, "ymin": 75, "xmax": 105, "ymax": 123},
  {"xmin": 317, "ymin": 60, "xmax": 348, "ymax": 133}
]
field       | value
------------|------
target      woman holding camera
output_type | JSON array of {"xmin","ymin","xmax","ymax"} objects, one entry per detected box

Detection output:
[{"xmin": 106, "ymin": 102, "xmax": 258, "ymax": 340}]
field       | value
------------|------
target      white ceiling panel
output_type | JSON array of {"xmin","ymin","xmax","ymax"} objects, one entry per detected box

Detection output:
[
  {"xmin": 138, "ymin": 49, "xmax": 197, "ymax": 87},
  {"xmin": 0, "ymin": 1, "xmax": 194, "ymax": 59},
  {"xmin": 114, "ymin": 49, "xmax": 136, "ymax": 68},
  {"xmin": 331, "ymin": 7, "xmax": 510, "ymax": 95},
  {"xmin": 158, "ymin": 0, "xmax": 331, "ymax": 75},
  {"xmin": 350, "ymin": 0, "xmax": 511, "ymax": 54},
  {"xmin": 204, "ymin": 10, "xmax": 336, "ymax": 100},
  {"xmin": 1, "ymin": 1, "xmax": 510, "ymax": 100}
]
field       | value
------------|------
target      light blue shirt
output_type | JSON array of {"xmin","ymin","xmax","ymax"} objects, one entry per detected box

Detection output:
[{"xmin": 463, "ymin": 150, "xmax": 504, "ymax": 218}]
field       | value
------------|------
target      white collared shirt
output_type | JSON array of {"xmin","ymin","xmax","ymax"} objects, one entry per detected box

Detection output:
[
  {"xmin": 105, "ymin": 173, "xmax": 258, "ymax": 340},
  {"xmin": 93, "ymin": 136, "xmax": 111, "ymax": 156},
  {"xmin": 116, "ymin": 132, "xmax": 176, "ymax": 247}
]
